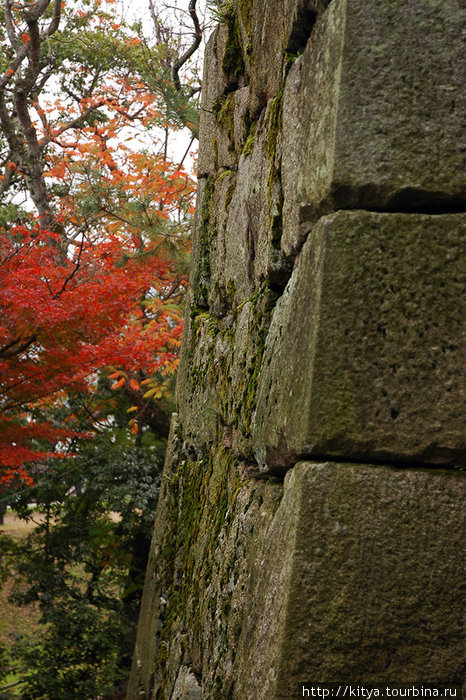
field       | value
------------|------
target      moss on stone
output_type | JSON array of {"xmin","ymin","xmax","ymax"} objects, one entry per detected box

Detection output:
[
  {"xmin": 238, "ymin": 0, "xmax": 253, "ymax": 40},
  {"xmin": 193, "ymin": 176, "xmax": 216, "ymax": 305},
  {"xmin": 242, "ymin": 126, "xmax": 256, "ymax": 156},
  {"xmin": 217, "ymin": 92, "xmax": 237, "ymax": 152},
  {"xmin": 217, "ymin": 168, "xmax": 233, "ymax": 181},
  {"xmin": 152, "ymin": 443, "xmax": 246, "ymax": 693},
  {"xmin": 240, "ymin": 102, "xmax": 256, "ymax": 156},
  {"xmin": 238, "ymin": 285, "xmax": 280, "ymax": 437},
  {"xmin": 264, "ymin": 87, "xmax": 283, "ymax": 163},
  {"xmin": 222, "ymin": 9, "xmax": 246, "ymax": 82},
  {"xmin": 225, "ymin": 178, "xmax": 236, "ymax": 208}
]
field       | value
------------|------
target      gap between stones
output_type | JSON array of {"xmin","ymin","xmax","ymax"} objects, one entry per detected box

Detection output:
[{"xmin": 255, "ymin": 454, "xmax": 465, "ymax": 482}]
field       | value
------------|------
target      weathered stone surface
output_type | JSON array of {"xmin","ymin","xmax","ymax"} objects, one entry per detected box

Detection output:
[
  {"xmin": 127, "ymin": 416, "xmax": 285, "ymax": 699},
  {"xmin": 128, "ymin": 1, "xmax": 466, "ymax": 697},
  {"xmin": 236, "ymin": 462, "xmax": 466, "ymax": 697},
  {"xmin": 172, "ymin": 666, "xmax": 202, "ymax": 699},
  {"xmin": 197, "ymin": 25, "xmax": 229, "ymax": 177},
  {"xmin": 233, "ymin": 86, "xmax": 250, "ymax": 152},
  {"xmin": 176, "ymin": 289, "xmax": 277, "ymax": 456},
  {"xmin": 126, "ymin": 414, "xmax": 182, "ymax": 699},
  {"xmin": 282, "ymin": 0, "xmax": 466, "ymax": 255},
  {"xmin": 235, "ymin": 0, "xmax": 331, "ymax": 114},
  {"xmin": 223, "ymin": 100, "xmax": 286, "ymax": 302},
  {"xmin": 191, "ymin": 98, "xmax": 289, "ymax": 314},
  {"xmin": 186, "ymin": 176, "xmax": 211, "ymax": 308},
  {"xmin": 253, "ymin": 211, "xmax": 466, "ymax": 471}
]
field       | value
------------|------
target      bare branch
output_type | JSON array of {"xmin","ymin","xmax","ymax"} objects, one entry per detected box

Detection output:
[
  {"xmin": 171, "ymin": 0, "xmax": 202, "ymax": 92},
  {"xmin": 40, "ymin": 100, "xmax": 106, "ymax": 148},
  {"xmin": 4, "ymin": 0, "xmax": 19, "ymax": 53},
  {"xmin": 0, "ymin": 165, "xmax": 15, "ymax": 197},
  {"xmin": 0, "ymin": 44, "xmax": 29, "ymax": 90},
  {"xmin": 24, "ymin": 0, "xmax": 52, "ymax": 23},
  {"xmin": 178, "ymin": 135, "xmax": 195, "ymax": 170},
  {"xmin": 65, "ymin": 214, "xmax": 104, "ymax": 244},
  {"xmin": 148, "ymin": 0, "xmax": 164, "ymax": 45},
  {"xmin": 0, "ymin": 333, "xmax": 38, "ymax": 359},
  {"xmin": 44, "ymin": 0, "xmax": 62, "ymax": 37},
  {"xmin": 51, "ymin": 235, "xmax": 85, "ymax": 299}
]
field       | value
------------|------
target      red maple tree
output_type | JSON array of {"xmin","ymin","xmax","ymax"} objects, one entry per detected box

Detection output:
[{"xmin": 0, "ymin": 0, "xmax": 196, "ymax": 482}]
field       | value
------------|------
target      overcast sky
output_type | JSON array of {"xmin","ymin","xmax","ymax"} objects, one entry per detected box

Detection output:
[{"xmin": 118, "ymin": 0, "xmax": 212, "ymax": 174}]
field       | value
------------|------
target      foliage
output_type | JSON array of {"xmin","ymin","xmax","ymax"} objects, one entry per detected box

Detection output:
[
  {"xmin": 0, "ymin": 0, "xmax": 196, "ymax": 476},
  {"xmin": 3, "ymin": 427, "xmax": 162, "ymax": 698},
  {"xmin": 0, "ymin": 0, "xmax": 202, "ymax": 696},
  {"xmin": 0, "ymin": 221, "xmax": 187, "ymax": 471},
  {"xmin": 206, "ymin": 0, "xmax": 235, "ymax": 24}
]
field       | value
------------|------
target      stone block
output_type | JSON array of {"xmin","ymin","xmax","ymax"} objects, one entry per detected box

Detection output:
[
  {"xmin": 126, "ymin": 414, "xmax": 182, "ymax": 699},
  {"xmin": 188, "ymin": 169, "xmax": 254, "ymax": 312},
  {"xmin": 235, "ymin": 462, "xmax": 465, "ymax": 698},
  {"xmin": 172, "ymin": 666, "xmax": 202, "ymax": 699},
  {"xmin": 233, "ymin": 86, "xmax": 250, "ymax": 152},
  {"xmin": 223, "ymin": 154, "xmax": 273, "ymax": 305},
  {"xmin": 193, "ymin": 98, "xmax": 289, "ymax": 314},
  {"xmin": 176, "ymin": 291, "xmax": 276, "ymax": 456},
  {"xmin": 252, "ymin": 211, "xmax": 466, "ymax": 471},
  {"xmin": 222, "ymin": 96, "xmax": 291, "ymax": 303},
  {"xmin": 187, "ymin": 177, "xmax": 211, "ymax": 308},
  {"xmin": 235, "ymin": 0, "xmax": 331, "ymax": 114},
  {"xmin": 197, "ymin": 26, "xmax": 229, "ymax": 177},
  {"xmin": 175, "ymin": 299, "xmax": 219, "ymax": 448},
  {"xmin": 282, "ymin": 0, "xmax": 466, "ymax": 255}
]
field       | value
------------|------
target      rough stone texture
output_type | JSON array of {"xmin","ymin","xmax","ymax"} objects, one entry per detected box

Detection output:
[
  {"xmin": 235, "ymin": 462, "xmax": 466, "ymax": 697},
  {"xmin": 190, "ymin": 104, "xmax": 288, "ymax": 315},
  {"xmin": 127, "ymin": 1, "xmax": 466, "ymax": 697},
  {"xmin": 126, "ymin": 416, "xmax": 182, "ymax": 699},
  {"xmin": 171, "ymin": 667, "xmax": 202, "ymax": 699},
  {"xmin": 127, "ymin": 413, "xmax": 285, "ymax": 699},
  {"xmin": 175, "ymin": 290, "xmax": 277, "ymax": 457},
  {"xmin": 235, "ymin": 0, "xmax": 331, "ymax": 114},
  {"xmin": 253, "ymin": 211, "xmax": 466, "ymax": 472},
  {"xmin": 197, "ymin": 25, "xmax": 230, "ymax": 178},
  {"xmin": 232, "ymin": 86, "xmax": 250, "ymax": 152},
  {"xmin": 282, "ymin": 0, "xmax": 466, "ymax": 255},
  {"xmin": 222, "ymin": 100, "xmax": 288, "ymax": 301}
]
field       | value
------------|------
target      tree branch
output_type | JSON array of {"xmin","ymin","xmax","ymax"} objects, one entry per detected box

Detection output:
[
  {"xmin": 44, "ymin": 0, "xmax": 62, "ymax": 37},
  {"xmin": 171, "ymin": 0, "xmax": 202, "ymax": 92},
  {"xmin": 0, "ymin": 334, "xmax": 38, "ymax": 359},
  {"xmin": 4, "ymin": 0, "xmax": 19, "ymax": 53},
  {"xmin": 0, "ymin": 165, "xmax": 15, "ymax": 197}
]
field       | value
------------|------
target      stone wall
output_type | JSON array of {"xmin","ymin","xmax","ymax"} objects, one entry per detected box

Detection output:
[{"xmin": 127, "ymin": 1, "xmax": 466, "ymax": 697}]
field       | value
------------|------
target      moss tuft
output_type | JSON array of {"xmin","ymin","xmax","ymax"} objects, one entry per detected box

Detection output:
[
  {"xmin": 238, "ymin": 0, "xmax": 253, "ymax": 40},
  {"xmin": 222, "ymin": 9, "xmax": 246, "ymax": 82}
]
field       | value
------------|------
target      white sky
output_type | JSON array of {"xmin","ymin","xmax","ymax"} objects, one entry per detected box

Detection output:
[{"xmin": 118, "ymin": 0, "xmax": 212, "ymax": 175}]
